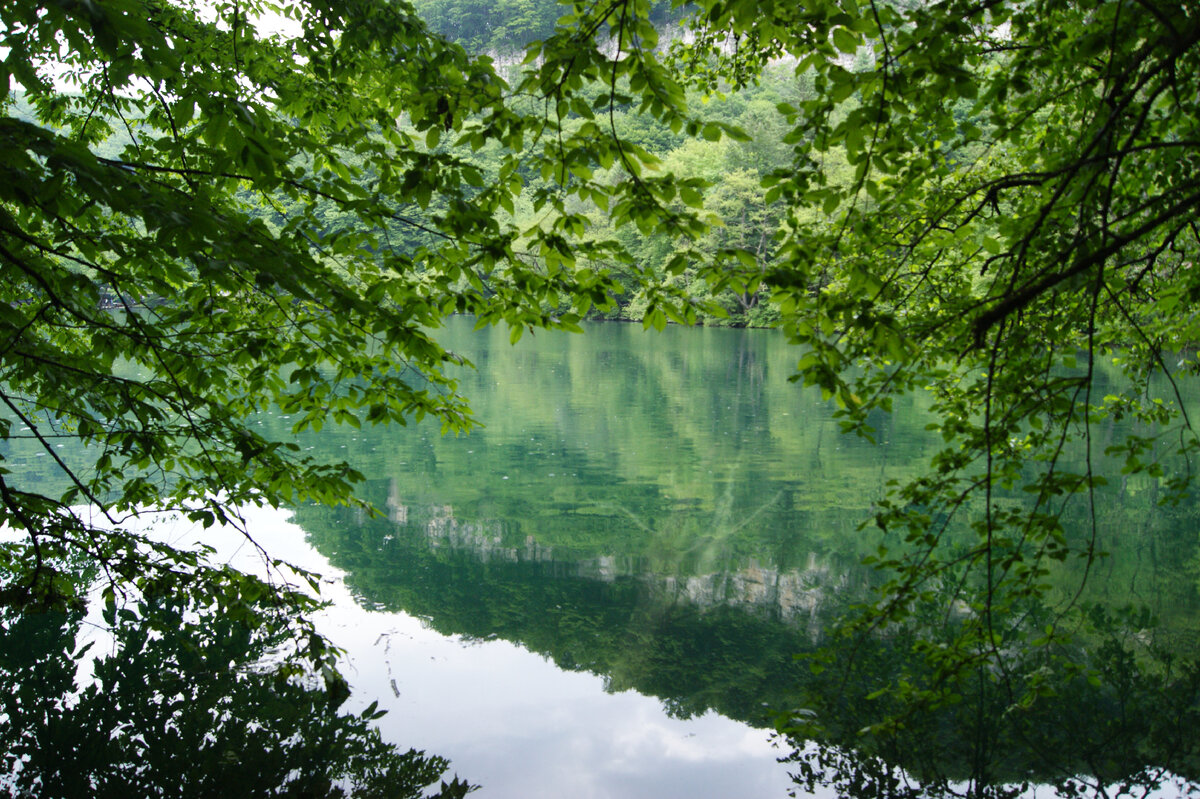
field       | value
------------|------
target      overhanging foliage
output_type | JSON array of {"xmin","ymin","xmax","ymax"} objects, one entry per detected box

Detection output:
[{"xmin": 3, "ymin": 0, "xmax": 1200, "ymax": 794}]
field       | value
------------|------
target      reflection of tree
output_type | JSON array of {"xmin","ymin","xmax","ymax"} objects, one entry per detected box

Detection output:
[
  {"xmin": 781, "ymin": 603, "xmax": 1200, "ymax": 798},
  {"xmin": 0, "ymin": 557, "xmax": 469, "ymax": 799},
  {"xmin": 261, "ymin": 318, "xmax": 938, "ymax": 559}
]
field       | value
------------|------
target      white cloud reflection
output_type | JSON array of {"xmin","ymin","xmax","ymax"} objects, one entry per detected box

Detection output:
[{"xmin": 200, "ymin": 505, "xmax": 800, "ymax": 799}]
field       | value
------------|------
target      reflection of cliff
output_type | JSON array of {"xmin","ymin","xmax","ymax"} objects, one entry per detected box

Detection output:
[
  {"xmin": 297, "ymin": 494, "xmax": 1200, "ymax": 785},
  {"xmin": 297, "ymin": 496, "xmax": 859, "ymax": 728},
  {"xmin": 391, "ymin": 494, "xmax": 846, "ymax": 633},
  {"xmin": 656, "ymin": 560, "xmax": 832, "ymax": 630}
]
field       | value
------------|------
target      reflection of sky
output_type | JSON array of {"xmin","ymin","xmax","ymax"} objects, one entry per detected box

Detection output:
[{"xmin": 170, "ymin": 505, "xmax": 804, "ymax": 799}]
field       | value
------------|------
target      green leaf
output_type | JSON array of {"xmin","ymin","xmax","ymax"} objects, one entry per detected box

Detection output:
[{"xmin": 832, "ymin": 27, "xmax": 859, "ymax": 54}]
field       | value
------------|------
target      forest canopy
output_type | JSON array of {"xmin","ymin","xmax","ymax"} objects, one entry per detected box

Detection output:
[{"xmin": 2, "ymin": 0, "xmax": 1200, "ymax": 795}]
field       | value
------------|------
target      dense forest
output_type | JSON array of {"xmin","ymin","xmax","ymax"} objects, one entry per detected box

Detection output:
[{"xmin": 413, "ymin": 0, "xmax": 694, "ymax": 55}]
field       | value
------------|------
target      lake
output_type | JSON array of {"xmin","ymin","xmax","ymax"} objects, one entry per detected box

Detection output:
[
  {"xmin": 279, "ymin": 317, "xmax": 881, "ymax": 798},
  {"xmin": 265, "ymin": 317, "xmax": 1198, "ymax": 797},
  {"xmin": 3, "ymin": 316, "xmax": 1198, "ymax": 797}
]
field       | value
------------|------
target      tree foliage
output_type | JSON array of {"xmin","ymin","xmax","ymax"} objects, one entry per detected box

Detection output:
[
  {"xmin": 4, "ymin": 0, "xmax": 1200, "ymax": 793},
  {"xmin": 0, "ymin": 0, "xmax": 747, "ymax": 788},
  {"xmin": 0, "ymin": 556, "xmax": 472, "ymax": 798},
  {"xmin": 0, "ymin": 0, "xmax": 695, "ymax": 788},
  {"xmin": 662, "ymin": 0, "xmax": 1200, "ymax": 792},
  {"xmin": 0, "ymin": 0, "xmax": 692, "ymax": 603}
]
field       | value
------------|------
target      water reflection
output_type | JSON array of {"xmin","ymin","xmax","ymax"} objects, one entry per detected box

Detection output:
[
  {"xmin": 285, "ymin": 318, "xmax": 1200, "ymax": 797},
  {"xmin": 230, "ymin": 508, "xmax": 802, "ymax": 798},
  {"xmin": 390, "ymin": 488, "xmax": 838, "ymax": 628},
  {"xmin": 6, "ymin": 316, "xmax": 1197, "ymax": 797},
  {"xmin": 0, "ymin": 539, "xmax": 460, "ymax": 799}
]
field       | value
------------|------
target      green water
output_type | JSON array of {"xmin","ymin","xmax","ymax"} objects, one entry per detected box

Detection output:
[
  {"xmin": 291, "ymin": 316, "xmax": 1198, "ymax": 626},
  {"xmin": 274, "ymin": 318, "xmax": 1200, "ymax": 794},
  {"xmin": 294, "ymin": 317, "xmax": 938, "ymax": 573},
  {"xmin": 4, "ymin": 316, "xmax": 1198, "ymax": 797}
]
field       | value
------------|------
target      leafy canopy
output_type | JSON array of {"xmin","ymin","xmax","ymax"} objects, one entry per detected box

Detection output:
[
  {"xmin": 4, "ymin": 0, "xmax": 1200, "ymax": 793},
  {"xmin": 0, "ymin": 0, "xmax": 720, "ymax": 604},
  {"xmin": 0, "ymin": 0, "xmax": 716, "ymax": 787},
  {"xmin": 665, "ymin": 0, "xmax": 1200, "ymax": 792}
]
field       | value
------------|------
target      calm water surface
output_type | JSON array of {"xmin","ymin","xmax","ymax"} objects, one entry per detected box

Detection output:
[
  {"xmin": 18, "ymin": 318, "xmax": 1190, "ymax": 797},
  {"xmin": 279, "ymin": 317, "xmax": 917, "ymax": 798},
  {"xmin": 243, "ymin": 318, "xmax": 1196, "ymax": 797}
]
